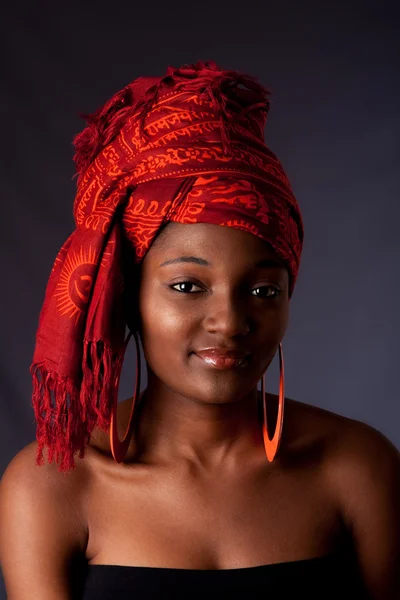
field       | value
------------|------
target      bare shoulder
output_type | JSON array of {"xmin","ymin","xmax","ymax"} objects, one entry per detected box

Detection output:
[
  {"xmin": 275, "ymin": 393, "xmax": 356, "ymax": 459},
  {"xmin": 298, "ymin": 397, "xmax": 400, "ymax": 506},
  {"xmin": 0, "ymin": 440, "xmax": 89, "ymax": 598},
  {"xmin": 285, "ymin": 395, "xmax": 400, "ymax": 592},
  {"xmin": 283, "ymin": 393, "xmax": 399, "ymax": 475},
  {"xmin": 307, "ymin": 402, "xmax": 400, "ymax": 595},
  {"xmin": 0, "ymin": 440, "xmax": 89, "ymax": 550},
  {"xmin": 315, "ymin": 404, "xmax": 400, "ymax": 525},
  {"xmin": 1, "ymin": 439, "xmax": 89, "ymax": 508}
]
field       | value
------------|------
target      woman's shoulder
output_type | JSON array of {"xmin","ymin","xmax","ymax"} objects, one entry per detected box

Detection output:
[
  {"xmin": 295, "ymin": 395, "xmax": 400, "ymax": 592},
  {"xmin": 284, "ymin": 394, "xmax": 399, "ymax": 515},
  {"xmin": 0, "ymin": 440, "xmax": 89, "ymax": 577},
  {"xmin": 285, "ymin": 393, "xmax": 396, "ymax": 454},
  {"xmin": 13, "ymin": 393, "xmax": 393, "ymax": 479},
  {"xmin": 1, "ymin": 441, "xmax": 89, "ymax": 530},
  {"xmin": 270, "ymin": 392, "xmax": 398, "ymax": 489},
  {"xmin": 283, "ymin": 393, "xmax": 396, "ymax": 455},
  {"xmin": 268, "ymin": 392, "xmax": 356, "ymax": 453},
  {"xmin": 1, "ymin": 440, "xmax": 85, "ymax": 491}
]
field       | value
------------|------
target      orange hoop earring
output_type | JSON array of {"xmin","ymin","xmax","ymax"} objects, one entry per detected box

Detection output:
[
  {"xmin": 110, "ymin": 335, "xmax": 285, "ymax": 465},
  {"xmin": 260, "ymin": 342, "xmax": 285, "ymax": 462},
  {"xmin": 110, "ymin": 330, "xmax": 143, "ymax": 463}
]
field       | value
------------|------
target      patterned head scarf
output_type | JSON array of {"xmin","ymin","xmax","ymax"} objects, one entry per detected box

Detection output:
[{"xmin": 31, "ymin": 60, "xmax": 304, "ymax": 472}]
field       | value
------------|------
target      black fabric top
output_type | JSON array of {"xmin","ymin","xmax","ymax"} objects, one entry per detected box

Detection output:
[{"xmin": 73, "ymin": 552, "xmax": 370, "ymax": 599}]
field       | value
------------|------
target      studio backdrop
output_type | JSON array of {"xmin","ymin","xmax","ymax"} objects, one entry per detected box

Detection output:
[{"xmin": 1, "ymin": 2, "xmax": 399, "ymax": 597}]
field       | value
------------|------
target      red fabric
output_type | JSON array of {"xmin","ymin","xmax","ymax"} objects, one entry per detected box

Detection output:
[{"xmin": 31, "ymin": 60, "xmax": 304, "ymax": 472}]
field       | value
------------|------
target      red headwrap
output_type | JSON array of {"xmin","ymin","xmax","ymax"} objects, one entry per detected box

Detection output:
[{"xmin": 31, "ymin": 60, "xmax": 304, "ymax": 472}]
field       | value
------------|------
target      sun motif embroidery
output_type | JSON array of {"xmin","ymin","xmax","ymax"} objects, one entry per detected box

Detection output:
[{"xmin": 54, "ymin": 246, "xmax": 99, "ymax": 325}]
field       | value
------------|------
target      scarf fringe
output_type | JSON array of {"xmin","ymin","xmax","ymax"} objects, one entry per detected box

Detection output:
[{"xmin": 30, "ymin": 340, "xmax": 122, "ymax": 473}]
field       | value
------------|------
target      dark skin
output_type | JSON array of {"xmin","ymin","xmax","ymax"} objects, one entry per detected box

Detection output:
[
  {"xmin": 132, "ymin": 221, "xmax": 289, "ymax": 470},
  {"xmin": 1, "ymin": 222, "xmax": 400, "ymax": 599}
]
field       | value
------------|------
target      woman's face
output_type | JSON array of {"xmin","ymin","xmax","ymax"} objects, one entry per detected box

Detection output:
[{"xmin": 136, "ymin": 222, "xmax": 289, "ymax": 405}]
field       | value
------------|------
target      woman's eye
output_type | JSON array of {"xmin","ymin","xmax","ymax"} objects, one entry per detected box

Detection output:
[
  {"xmin": 170, "ymin": 281, "xmax": 203, "ymax": 294},
  {"xmin": 250, "ymin": 286, "xmax": 281, "ymax": 299},
  {"xmin": 169, "ymin": 281, "xmax": 280, "ymax": 298}
]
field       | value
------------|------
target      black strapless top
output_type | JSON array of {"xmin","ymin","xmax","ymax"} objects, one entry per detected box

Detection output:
[{"xmin": 73, "ymin": 551, "xmax": 369, "ymax": 599}]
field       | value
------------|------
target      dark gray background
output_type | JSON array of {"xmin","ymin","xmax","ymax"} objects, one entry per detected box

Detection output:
[{"xmin": 1, "ymin": 1, "xmax": 399, "ymax": 597}]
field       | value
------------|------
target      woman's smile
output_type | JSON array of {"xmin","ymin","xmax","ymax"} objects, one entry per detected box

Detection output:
[{"xmin": 192, "ymin": 352, "xmax": 250, "ymax": 370}]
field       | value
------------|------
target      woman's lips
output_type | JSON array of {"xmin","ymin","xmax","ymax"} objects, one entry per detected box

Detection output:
[{"xmin": 193, "ymin": 353, "xmax": 249, "ymax": 370}]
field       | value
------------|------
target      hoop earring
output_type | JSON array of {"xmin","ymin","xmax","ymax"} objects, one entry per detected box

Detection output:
[
  {"xmin": 260, "ymin": 342, "xmax": 285, "ymax": 462},
  {"xmin": 110, "ymin": 334, "xmax": 285, "ymax": 465},
  {"xmin": 110, "ymin": 330, "xmax": 142, "ymax": 463}
]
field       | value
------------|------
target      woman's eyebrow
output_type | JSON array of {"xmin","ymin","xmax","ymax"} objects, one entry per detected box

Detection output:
[{"xmin": 157, "ymin": 256, "xmax": 285, "ymax": 269}]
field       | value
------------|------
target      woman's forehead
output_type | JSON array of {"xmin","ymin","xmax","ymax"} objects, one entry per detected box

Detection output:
[
  {"xmin": 151, "ymin": 222, "xmax": 283, "ymax": 258},
  {"xmin": 145, "ymin": 222, "xmax": 287, "ymax": 271}
]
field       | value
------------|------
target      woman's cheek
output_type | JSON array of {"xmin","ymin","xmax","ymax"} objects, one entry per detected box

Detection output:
[{"xmin": 139, "ymin": 292, "xmax": 189, "ymax": 358}]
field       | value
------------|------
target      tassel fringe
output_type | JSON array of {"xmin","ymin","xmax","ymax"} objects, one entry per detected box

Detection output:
[{"xmin": 30, "ymin": 340, "xmax": 123, "ymax": 473}]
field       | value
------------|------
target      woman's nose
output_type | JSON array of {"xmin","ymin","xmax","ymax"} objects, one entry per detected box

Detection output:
[{"xmin": 204, "ymin": 294, "xmax": 251, "ymax": 337}]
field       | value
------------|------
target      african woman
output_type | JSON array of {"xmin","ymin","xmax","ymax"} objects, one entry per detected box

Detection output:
[{"xmin": 1, "ymin": 61, "xmax": 399, "ymax": 599}]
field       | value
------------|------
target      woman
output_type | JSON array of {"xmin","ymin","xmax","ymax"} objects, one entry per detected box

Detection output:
[{"xmin": 1, "ymin": 61, "xmax": 399, "ymax": 599}]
